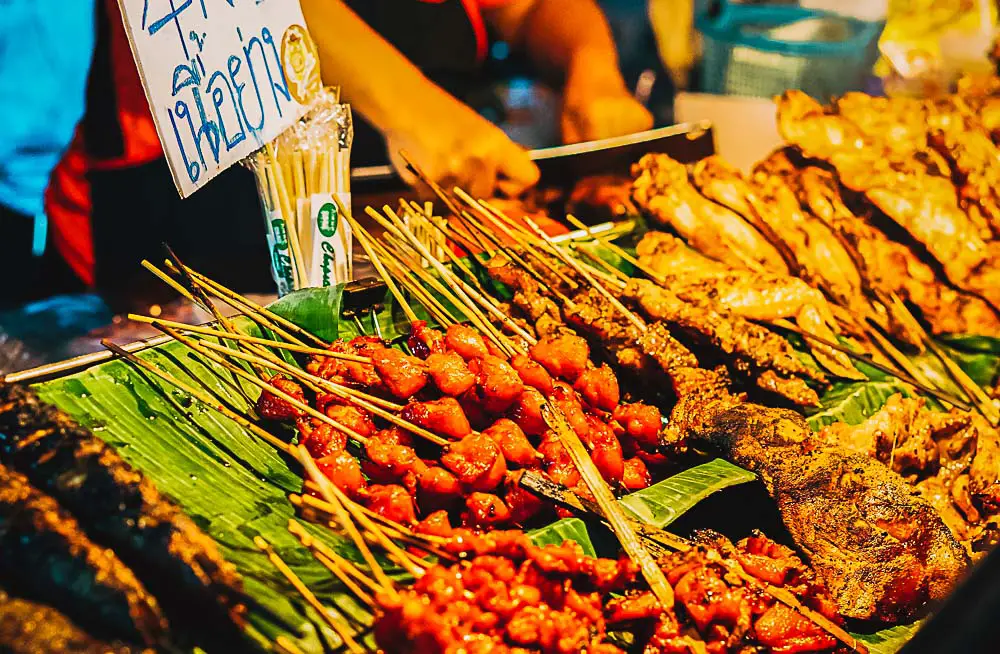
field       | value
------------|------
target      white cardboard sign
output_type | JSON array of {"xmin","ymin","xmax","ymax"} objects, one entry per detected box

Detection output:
[{"xmin": 118, "ymin": 0, "xmax": 321, "ymax": 197}]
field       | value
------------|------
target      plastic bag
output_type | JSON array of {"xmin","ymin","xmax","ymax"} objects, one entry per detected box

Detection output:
[{"xmin": 244, "ymin": 87, "xmax": 354, "ymax": 294}]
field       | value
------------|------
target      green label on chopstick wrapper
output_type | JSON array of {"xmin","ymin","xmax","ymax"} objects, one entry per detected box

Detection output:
[
  {"xmin": 266, "ymin": 211, "xmax": 295, "ymax": 296},
  {"xmin": 317, "ymin": 202, "xmax": 338, "ymax": 237},
  {"xmin": 309, "ymin": 193, "xmax": 351, "ymax": 287}
]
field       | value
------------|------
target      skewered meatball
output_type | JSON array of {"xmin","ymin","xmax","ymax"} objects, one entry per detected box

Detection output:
[
  {"xmin": 510, "ymin": 354, "xmax": 554, "ymax": 395},
  {"xmin": 446, "ymin": 324, "xmax": 490, "ymax": 360},
  {"xmin": 401, "ymin": 397, "xmax": 472, "ymax": 440},
  {"xmin": 574, "ymin": 365, "xmax": 620, "ymax": 412},
  {"xmin": 504, "ymin": 478, "xmax": 548, "ymax": 525},
  {"xmin": 507, "ymin": 388, "xmax": 548, "ymax": 437},
  {"xmin": 483, "ymin": 419, "xmax": 540, "ymax": 468},
  {"xmin": 408, "ymin": 320, "xmax": 445, "ymax": 358},
  {"xmin": 324, "ymin": 404, "xmax": 377, "ymax": 438},
  {"xmin": 426, "ymin": 352, "xmax": 476, "ymax": 397},
  {"xmin": 441, "ymin": 433, "xmax": 507, "ymax": 492},
  {"xmin": 416, "ymin": 466, "xmax": 464, "ymax": 512},
  {"xmin": 256, "ymin": 376, "xmax": 306, "ymax": 420},
  {"xmin": 415, "ymin": 510, "xmax": 454, "ymax": 539},
  {"xmin": 469, "ymin": 355, "xmax": 524, "ymax": 414},
  {"xmin": 371, "ymin": 346, "xmax": 429, "ymax": 399},
  {"xmin": 622, "ymin": 457, "xmax": 652, "ymax": 491},
  {"xmin": 613, "ymin": 403, "xmax": 663, "ymax": 449},
  {"xmin": 365, "ymin": 484, "xmax": 418, "ymax": 525},
  {"xmin": 299, "ymin": 420, "xmax": 348, "ymax": 459},
  {"xmin": 363, "ymin": 439, "xmax": 428, "ymax": 485},
  {"xmin": 462, "ymin": 493, "xmax": 512, "ymax": 529},
  {"xmin": 530, "ymin": 334, "xmax": 590, "ymax": 382},
  {"xmin": 315, "ymin": 450, "xmax": 368, "ymax": 500},
  {"xmin": 587, "ymin": 417, "xmax": 624, "ymax": 487}
]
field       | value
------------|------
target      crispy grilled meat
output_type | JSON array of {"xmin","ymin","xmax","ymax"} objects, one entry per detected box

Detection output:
[
  {"xmin": 786, "ymin": 157, "xmax": 1000, "ymax": 337},
  {"xmin": 631, "ymin": 153, "xmax": 788, "ymax": 273},
  {"xmin": 0, "ymin": 384, "xmax": 246, "ymax": 649},
  {"xmin": 820, "ymin": 394, "xmax": 1000, "ymax": 554},
  {"xmin": 925, "ymin": 96, "xmax": 1000, "ymax": 239},
  {"xmin": 636, "ymin": 231, "xmax": 861, "ymax": 380},
  {"xmin": 777, "ymin": 90, "xmax": 1000, "ymax": 311},
  {"xmin": 0, "ymin": 463, "xmax": 166, "ymax": 646},
  {"xmin": 0, "ymin": 590, "xmax": 137, "ymax": 654},
  {"xmin": 622, "ymin": 279, "xmax": 824, "ymax": 406},
  {"xmin": 681, "ymin": 399, "xmax": 970, "ymax": 622}
]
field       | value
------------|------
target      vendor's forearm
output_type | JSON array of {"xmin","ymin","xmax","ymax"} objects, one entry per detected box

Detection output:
[
  {"xmin": 300, "ymin": 0, "xmax": 440, "ymax": 135},
  {"xmin": 487, "ymin": 0, "xmax": 625, "ymax": 89}
]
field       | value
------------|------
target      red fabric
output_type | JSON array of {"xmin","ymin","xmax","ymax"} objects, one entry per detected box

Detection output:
[
  {"xmin": 45, "ymin": 0, "xmax": 161, "ymax": 285},
  {"xmin": 46, "ymin": 129, "xmax": 94, "ymax": 286}
]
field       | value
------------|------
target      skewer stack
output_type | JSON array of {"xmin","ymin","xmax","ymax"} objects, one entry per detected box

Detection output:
[{"xmin": 248, "ymin": 87, "xmax": 353, "ymax": 295}]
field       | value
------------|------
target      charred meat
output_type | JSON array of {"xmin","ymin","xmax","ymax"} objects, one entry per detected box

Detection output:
[{"xmin": 0, "ymin": 462, "xmax": 167, "ymax": 646}]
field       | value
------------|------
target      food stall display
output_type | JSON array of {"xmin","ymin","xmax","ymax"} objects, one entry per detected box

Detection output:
[{"xmin": 3, "ymin": 80, "xmax": 1000, "ymax": 654}]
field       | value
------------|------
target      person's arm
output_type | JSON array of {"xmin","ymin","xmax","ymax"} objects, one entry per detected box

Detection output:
[
  {"xmin": 485, "ymin": 0, "xmax": 654, "ymax": 144},
  {"xmin": 300, "ymin": 0, "xmax": 538, "ymax": 197}
]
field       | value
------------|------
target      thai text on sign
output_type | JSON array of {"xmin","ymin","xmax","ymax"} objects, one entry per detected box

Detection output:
[{"xmin": 118, "ymin": 0, "xmax": 321, "ymax": 197}]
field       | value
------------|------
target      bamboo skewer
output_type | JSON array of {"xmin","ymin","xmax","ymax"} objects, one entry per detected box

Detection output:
[
  {"xmin": 541, "ymin": 402, "xmax": 675, "ymax": 611},
  {"xmin": 184, "ymin": 336, "xmax": 451, "ymax": 447},
  {"xmin": 287, "ymin": 519, "xmax": 378, "ymax": 609},
  {"xmin": 254, "ymin": 534, "xmax": 366, "ymax": 654},
  {"xmin": 380, "ymin": 228, "xmax": 536, "ymax": 346},
  {"xmin": 127, "ymin": 316, "xmax": 367, "ymax": 362},
  {"xmin": 165, "ymin": 262, "xmax": 327, "ymax": 348},
  {"xmin": 188, "ymin": 336, "xmax": 403, "ymax": 413},
  {"xmin": 152, "ymin": 323, "xmax": 371, "ymax": 446},
  {"xmin": 296, "ymin": 446, "xmax": 398, "ymax": 594},
  {"xmin": 100, "ymin": 340, "xmax": 296, "ymax": 456},
  {"xmin": 519, "ymin": 215, "xmax": 647, "ymax": 332},
  {"xmin": 766, "ymin": 321, "xmax": 973, "ymax": 411},
  {"xmin": 368, "ymin": 206, "xmax": 518, "ymax": 357}
]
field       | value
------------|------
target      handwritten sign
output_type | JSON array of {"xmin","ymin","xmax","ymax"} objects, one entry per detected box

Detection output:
[{"xmin": 118, "ymin": 0, "xmax": 321, "ymax": 197}]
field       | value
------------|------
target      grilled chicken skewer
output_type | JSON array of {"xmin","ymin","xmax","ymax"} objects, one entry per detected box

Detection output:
[
  {"xmin": 636, "ymin": 231, "xmax": 862, "ymax": 380},
  {"xmin": 777, "ymin": 90, "xmax": 1000, "ymax": 313}
]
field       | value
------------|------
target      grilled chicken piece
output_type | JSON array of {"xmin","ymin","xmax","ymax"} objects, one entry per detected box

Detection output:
[
  {"xmin": 691, "ymin": 155, "xmax": 863, "ymax": 301},
  {"xmin": 631, "ymin": 153, "xmax": 788, "ymax": 273},
  {"xmin": 637, "ymin": 231, "xmax": 862, "ymax": 379},
  {"xmin": 0, "ymin": 591, "xmax": 136, "ymax": 654},
  {"xmin": 622, "ymin": 279, "xmax": 824, "ymax": 406},
  {"xmin": 924, "ymin": 96, "xmax": 1000, "ymax": 239},
  {"xmin": 682, "ymin": 399, "xmax": 969, "ymax": 622},
  {"xmin": 0, "ymin": 385, "xmax": 246, "ymax": 650},
  {"xmin": 780, "ymin": 156, "xmax": 1000, "ymax": 338},
  {"xmin": 777, "ymin": 90, "xmax": 1000, "ymax": 311},
  {"xmin": 0, "ymin": 463, "xmax": 167, "ymax": 647}
]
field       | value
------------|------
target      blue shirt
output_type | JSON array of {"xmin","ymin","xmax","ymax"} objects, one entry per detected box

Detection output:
[{"xmin": 0, "ymin": 1, "xmax": 96, "ymax": 217}]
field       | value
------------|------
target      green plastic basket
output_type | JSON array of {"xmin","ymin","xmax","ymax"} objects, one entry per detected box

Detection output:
[{"xmin": 696, "ymin": 1, "xmax": 884, "ymax": 99}]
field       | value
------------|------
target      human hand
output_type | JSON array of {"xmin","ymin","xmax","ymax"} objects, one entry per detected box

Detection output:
[
  {"xmin": 561, "ymin": 52, "xmax": 654, "ymax": 144},
  {"xmin": 385, "ymin": 87, "xmax": 540, "ymax": 199}
]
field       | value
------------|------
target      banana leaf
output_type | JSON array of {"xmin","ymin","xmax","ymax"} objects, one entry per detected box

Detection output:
[{"xmin": 30, "ymin": 283, "xmax": 970, "ymax": 652}]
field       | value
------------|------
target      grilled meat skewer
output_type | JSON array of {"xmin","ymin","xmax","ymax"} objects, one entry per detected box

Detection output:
[
  {"xmin": 0, "ymin": 590, "xmax": 137, "ymax": 654},
  {"xmin": 777, "ymin": 90, "xmax": 1000, "ymax": 312},
  {"xmin": 0, "ymin": 462, "xmax": 167, "ymax": 646},
  {"xmin": 0, "ymin": 384, "xmax": 246, "ymax": 650},
  {"xmin": 636, "ymin": 231, "xmax": 863, "ymax": 378},
  {"xmin": 675, "ymin": 397, "xmax": 970, "ymax": 623}
]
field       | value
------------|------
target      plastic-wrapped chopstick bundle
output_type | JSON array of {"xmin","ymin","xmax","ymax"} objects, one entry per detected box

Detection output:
[{"xmin": 246, "ymin": 87, "xmax": 353, "ymax": 295}]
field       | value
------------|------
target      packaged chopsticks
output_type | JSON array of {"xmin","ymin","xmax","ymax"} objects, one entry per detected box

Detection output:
[{"xmin": 246, "ymin": 87, "xmax": 353, "ymax": 295}]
